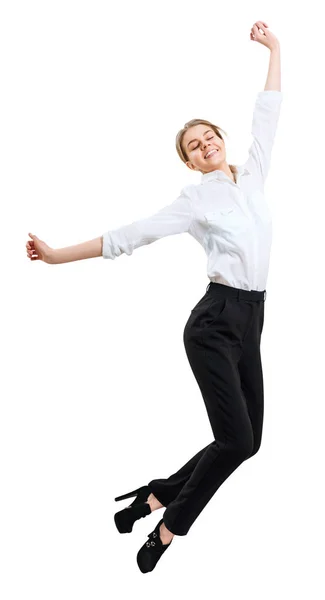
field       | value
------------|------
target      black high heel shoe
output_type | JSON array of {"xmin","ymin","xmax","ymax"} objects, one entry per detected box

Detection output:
[
  {"xmin": 137, "ymin": 518, "xmax": 173, "ymax": 573},
  {"xmin": 114, "ymin": 485, "xmax": 152, "ymax": 533}
]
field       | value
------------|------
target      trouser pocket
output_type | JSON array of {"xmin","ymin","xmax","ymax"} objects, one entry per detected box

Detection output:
[{"xmin": 189, "ymin": 294, "xmax": 229, "ymax": 329}]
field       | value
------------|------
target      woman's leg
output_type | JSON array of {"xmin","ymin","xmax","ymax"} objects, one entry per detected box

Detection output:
[
  {"xmin": 147, "ymin": 441, "xmax": 214, "ymax": 508},
  {"xmin": 237, "ymin": 300, "xmax": 265, "ymax": 458},
  {"xmin": 156, "ymin": 290, "xmax": 265, "ymax": 536}
]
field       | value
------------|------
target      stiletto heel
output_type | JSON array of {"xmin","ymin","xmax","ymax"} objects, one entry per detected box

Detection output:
[
  {"xmin": 114, "ymin": 485, "xmax": 152, "ymax": 534},
  {"xmin": 114, "ymin": 485, "xmax": 150, "ymax": 503}
]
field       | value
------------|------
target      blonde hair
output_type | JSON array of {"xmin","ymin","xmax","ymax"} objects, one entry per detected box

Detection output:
[{"xmin": 175, "ymin": 118, "xmax": 237, "ymax": 176}]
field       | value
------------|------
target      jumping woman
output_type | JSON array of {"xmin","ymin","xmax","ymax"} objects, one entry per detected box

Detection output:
[{"xmin": 26, "ymin": 20, "xmax": 282, "ymax": 573}]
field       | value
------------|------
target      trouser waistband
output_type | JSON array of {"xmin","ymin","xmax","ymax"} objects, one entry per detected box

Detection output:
[{"xmin": 206, "ymin": 281, "xmax": 266, "ymax": 302}]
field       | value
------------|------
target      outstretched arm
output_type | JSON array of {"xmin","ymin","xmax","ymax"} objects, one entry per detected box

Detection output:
[
  {"xmin": 27, "ymin": 188, "xmax": 194, "ymax": 264},
  {"xmin": 26, "ymin": 233, "xmax": 103, "ymax": 264},
  {"xmin": 50, "ymin": 236, "xmax": 103, "ymax": 264}
]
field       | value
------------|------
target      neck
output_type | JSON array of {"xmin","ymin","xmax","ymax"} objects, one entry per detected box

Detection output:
[{"xmin": 200, "ymin": 163, "xmax": 237, "ymax": 181}]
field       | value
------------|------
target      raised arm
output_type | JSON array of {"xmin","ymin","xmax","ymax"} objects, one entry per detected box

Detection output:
[
  {"xmin": 250, "ymin": 21, "xmax": 281, "ymax": 91},
  {"xmin": 264, "ymin": 45, "xmax": 281, "ymax": 91},
  {"xmin": 245, "ymin": 23, "xmax": 282, "ymax": 184}
]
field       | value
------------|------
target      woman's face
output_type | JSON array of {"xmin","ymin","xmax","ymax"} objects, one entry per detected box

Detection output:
[{"xmin": 182, "ymin": 124, "xmax": 226, "ymax": 174}]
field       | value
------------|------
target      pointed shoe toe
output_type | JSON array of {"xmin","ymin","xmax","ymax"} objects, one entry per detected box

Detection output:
[{"xmin": 136, "ymin": 518, "xmax": 173, "ymax": 574}]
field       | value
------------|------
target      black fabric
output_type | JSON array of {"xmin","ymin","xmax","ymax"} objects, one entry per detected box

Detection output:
[{"xmin": 148, "ymin": 282, "xmax": 265, "ymax": 536}]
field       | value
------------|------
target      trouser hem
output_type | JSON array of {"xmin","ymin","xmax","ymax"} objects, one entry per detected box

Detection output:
[
  {"xmin": 162, "ymin": 516, "xmax": 188, "ymax": 536},
  {"xmin": 147, "ymin": 482, "xmax": 170, "ymax": 508}
]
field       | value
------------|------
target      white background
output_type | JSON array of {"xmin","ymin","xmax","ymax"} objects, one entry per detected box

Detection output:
[{"xmin": 1, "ymin": 0, "xmax": 324, "ymax": 597}]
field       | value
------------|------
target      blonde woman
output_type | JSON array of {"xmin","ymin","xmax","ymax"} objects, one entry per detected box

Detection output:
[{"xmin": 26, "ymin": 21, "xmax": 282, "ymax": 573}]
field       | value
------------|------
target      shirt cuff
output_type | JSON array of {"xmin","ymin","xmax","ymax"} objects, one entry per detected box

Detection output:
[
  {"xmin": 257, "ymin": 90, "xmax": 283, "ymax": 105},
  {"xmin": 102, "ymin": 231, "xmax": 115, "ymax": 259}
]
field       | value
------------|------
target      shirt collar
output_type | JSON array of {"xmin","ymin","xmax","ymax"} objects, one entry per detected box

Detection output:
[{"xmin": 200, "ymin": 165, "xmax": 251, "ymax": 184}]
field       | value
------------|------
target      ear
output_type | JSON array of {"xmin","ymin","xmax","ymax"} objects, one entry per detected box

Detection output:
[{"xmin": 185, "ymin": 161, "xmax": 197, "ymax": 171}]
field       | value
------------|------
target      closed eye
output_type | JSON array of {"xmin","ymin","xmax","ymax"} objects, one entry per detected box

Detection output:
[{"xmin": 193, "ymin": 136, "xmax": 214, "ymax": 150}]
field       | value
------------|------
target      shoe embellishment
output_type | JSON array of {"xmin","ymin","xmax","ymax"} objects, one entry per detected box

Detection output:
[
  {"xmin": 145, "ymin": 528, "xmax": 160, "ymax": 548},
  {"xmin": 136, "ymin": 519, "xmax": 171, "ymax": 573}
]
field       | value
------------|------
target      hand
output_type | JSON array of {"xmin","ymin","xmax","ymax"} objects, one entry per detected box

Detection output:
[
  {"xmin": 250, "ymin": 21, "xmax": 279, "ymax": 51},
  {"xmin": 26, "ymin": 233, "xmax": 55, "ymax": 264}
]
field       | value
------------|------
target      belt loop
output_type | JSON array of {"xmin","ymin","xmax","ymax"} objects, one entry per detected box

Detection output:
[
  {"xmin": 206, "ymin": 282, "xmax": 210, "ymax": 292},
  {"xmin": 264, "ymin": 290, "xmax": 267, "ymax": 301},
  {"xmin": 237, "ymin": 289, "xmax": 241, "ymax": 302}
]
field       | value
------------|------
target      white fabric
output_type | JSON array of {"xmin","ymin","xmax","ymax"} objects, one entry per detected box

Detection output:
[{"xmin": 102, "ymin": 90, "xmax": 283, "ymax": 292}]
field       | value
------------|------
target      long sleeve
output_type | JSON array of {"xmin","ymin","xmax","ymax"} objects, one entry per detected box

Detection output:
[
  {"xmin": 246, "ymin": 90, "xmax": 283, "ymax": 185},
  {"xmin": 102, "ymin": 186, "xmax": 194, "ymax": 259}
]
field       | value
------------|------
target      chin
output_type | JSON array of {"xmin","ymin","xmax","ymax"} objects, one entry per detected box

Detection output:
[{"xmin": 204, "ymin": 161, "xmax": 220, "ymax": 168}]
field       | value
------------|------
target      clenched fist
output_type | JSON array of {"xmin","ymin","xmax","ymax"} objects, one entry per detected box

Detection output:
[
  {"xmin": 26, "ymin": 233, "xmax": 54, "ymax": 264},
  {"xmin": 250, "ymin": 21, "xmax": 280, "ymax": 50}
]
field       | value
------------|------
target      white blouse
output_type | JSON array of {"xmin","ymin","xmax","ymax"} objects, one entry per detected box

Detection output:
[{"xmin": 102, "ymin": 90, "xmax": 283, "ymax": 292}]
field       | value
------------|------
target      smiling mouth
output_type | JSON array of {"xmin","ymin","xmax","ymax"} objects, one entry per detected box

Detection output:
[{"xmin": 204, "ymin": 149, "xmax": 219, "ymax": 159}]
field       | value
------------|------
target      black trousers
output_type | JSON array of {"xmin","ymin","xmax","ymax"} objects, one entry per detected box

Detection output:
[{"xmin": 147, "ymin": 281, "xmax": 266, "ymax": 536}]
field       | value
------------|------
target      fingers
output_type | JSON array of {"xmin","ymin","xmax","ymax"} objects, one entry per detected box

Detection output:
[
  {"xmin": 251, "ymin": 22, "xmax": 268, "ymax": 32},
  {"xmin": 255, "ymin": 21, "xmax": 268, "ymax": 28},
  {"xmin": 250, "ymin": 21, "xmax": 269, "ymax": 42},
  {"xmin": 252, "ymin": 23, "xmax": 265, "ymax": 38},
  {"xmin": 26, "ymin": 251, "xmax": 38, "ymax": 260},
  {"xmin": 254, "ymin": 21, "xmax": 268, "ymax": 34},
  {"xmin": 26, "ymin": 241, "xmax": 38, "ymax": 259},
  {"xmin": 26, "ymin": 241, "xmax": 33, "ymax": 258},
  {"xmin": 26, "ymin": 236, "xmax": 40, "ymax": 260}
]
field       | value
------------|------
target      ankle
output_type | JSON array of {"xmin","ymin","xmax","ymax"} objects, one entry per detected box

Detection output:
[
  {"xmin": 159, "ymin": 522, "xmax": 174, "ymax": 544},
  {"xmin": 146, "ymin": 493, "xmax": 164, "ymax": 512}
]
